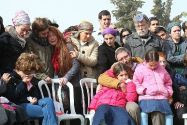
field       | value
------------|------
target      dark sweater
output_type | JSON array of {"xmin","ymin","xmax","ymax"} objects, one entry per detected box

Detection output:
[{"xmin": 2, "ymin": 71, "xmax": 41, "ymax": 104}]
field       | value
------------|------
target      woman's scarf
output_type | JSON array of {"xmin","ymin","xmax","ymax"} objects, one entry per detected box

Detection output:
[
  {"xmin": 52, "ymin": 48, "xmax": 60, "ymax": 74},
  {"xmin": 8, "ymin": 26, "xmax": 27, "ymax": 48}
]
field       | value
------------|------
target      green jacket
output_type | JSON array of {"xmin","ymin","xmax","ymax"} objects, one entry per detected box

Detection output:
[{"xmin": 25, "ymin": 36, "xmax": 54, "ymax": 80}]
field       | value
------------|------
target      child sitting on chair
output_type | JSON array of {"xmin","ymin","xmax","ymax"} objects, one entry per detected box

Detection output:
[
  {"xmin": 133, "ymin": 50, "xmax": 173, "ymax": 125},
  {"xmin": 89, "ymin": 62, "xmax": 137, "ymax": 125},
  {"xmin": 2, "ymin": 53, "xmax": 58, "ymax": 125}
]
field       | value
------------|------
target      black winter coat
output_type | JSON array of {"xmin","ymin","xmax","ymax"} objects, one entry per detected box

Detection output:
[
  {"xmin": 97, "ymin": 42, "xmax": 120, "ymax": 75},
  {"xmin": 0, "ymin": 32, "xmax": 25, "ymax": 75}
]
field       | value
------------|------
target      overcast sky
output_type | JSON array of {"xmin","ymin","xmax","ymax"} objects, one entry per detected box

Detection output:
[{"xmin": 0, "ymin": 0, "xmax": 186, "ymax": 31}]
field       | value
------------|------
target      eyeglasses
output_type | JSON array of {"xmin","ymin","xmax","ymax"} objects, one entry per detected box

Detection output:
[{"xmin": 122, "ymin": 34, "xmax": 130, "ymax": 38}]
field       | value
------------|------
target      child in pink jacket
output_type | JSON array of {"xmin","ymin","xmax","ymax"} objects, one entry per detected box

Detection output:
[
  {"xmin": 89, "ymin": 63, "xmax": 137, "ymax": 125},
  {"xmin": 133, "ymin": 50, "xmax": 173, "ymax": 125}
]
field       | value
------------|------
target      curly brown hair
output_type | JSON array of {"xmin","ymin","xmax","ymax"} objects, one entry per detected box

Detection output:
[{"xmin": 15, "ymin": 53, "xmax": 43, "ymax": 74}]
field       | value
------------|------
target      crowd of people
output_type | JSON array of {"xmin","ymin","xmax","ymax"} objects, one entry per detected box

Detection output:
[{"xmin": 1, "ymin": 9, "xmax": 187, "ymax": 125}]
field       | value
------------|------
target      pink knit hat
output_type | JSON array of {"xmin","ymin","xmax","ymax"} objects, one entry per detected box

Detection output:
[{"xmin": 12, "ymin": 10, "xmax": 30, "ymax": 26}]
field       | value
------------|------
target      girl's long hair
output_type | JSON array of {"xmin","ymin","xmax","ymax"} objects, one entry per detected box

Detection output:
[{"xmin": 49, "ymin": 26, "xmax": 73, "ymax": 76}]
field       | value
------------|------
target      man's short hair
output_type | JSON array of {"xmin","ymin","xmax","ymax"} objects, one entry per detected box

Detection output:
[
  {"xmin": 115, "ymin": 47, "xmax": 131, "ymax": 60},
  {"xmin": 98, "ymin": 10, "xmax": 111, "ymax": 20},
  {"xmin": 155, "ymin": 26, "xmax": 167, "ymax": 34},
  {"xmin": 32, "ymin": 17, "xmax": 49, "ymax": 34},
  {"xmin": 149, "ymin": 17, "xmax": 159, "ymax": 23},
  {"xmin": 133, "ymin": 13, "xmax": 149, "ymax": 23}
]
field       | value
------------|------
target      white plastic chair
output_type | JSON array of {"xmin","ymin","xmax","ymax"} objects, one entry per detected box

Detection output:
[
  {"xmin": 183, "ymin": 113, "xmax": 187, "ymax": 125},
  {"xmin": 38, "ymin": 79, "xmax": 84, "ymax": 125},
  {"xmin": 80, "ymin": 78, "xmax": 97, "ymax": 125}
]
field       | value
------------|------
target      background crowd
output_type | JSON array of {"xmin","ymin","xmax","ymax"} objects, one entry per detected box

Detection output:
[{"xmin": 1, "ymin": 9, "xmax": 187, "ymax": 125}]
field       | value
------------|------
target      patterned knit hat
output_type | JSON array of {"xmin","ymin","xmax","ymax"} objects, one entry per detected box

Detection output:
[{"xmin": 12, "ymin": 10, "xmax": 30, "ymax": 26}]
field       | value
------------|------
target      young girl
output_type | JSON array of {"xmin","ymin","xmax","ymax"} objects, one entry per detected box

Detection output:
[
  {"xmin": 3, "ymin": 53, "xmax": 58, "ymax": 125},
  {"xmin": 133, "ymin": 50, "xmax": 173, "ymax": 125},
  {"xmin": 89, "ymin": 63, "xmax": 137, "ymax": 125}
]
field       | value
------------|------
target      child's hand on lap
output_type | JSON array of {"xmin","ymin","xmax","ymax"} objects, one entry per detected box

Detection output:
[{"xmin": 27, "ymin": 97, "xmax": 37, "ymax": 104}]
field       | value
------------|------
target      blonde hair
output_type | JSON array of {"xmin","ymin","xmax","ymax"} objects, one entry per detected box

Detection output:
[{"xmin": 15, "ymin": 53, "xmax": 43, "ymax": 74}]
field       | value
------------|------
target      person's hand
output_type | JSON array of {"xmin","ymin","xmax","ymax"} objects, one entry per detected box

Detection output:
[
  {"xmin": 30, "ymin": 97, "xmax": 37, "ymax": 104},
  {"xmin": 1, "ymin": 73, "xmax": 11, "ymax": 84},
  {"xmin": 22, "ymin": 75, "xmax": 32, "ymax": 84},
  {"xmin": 59, "ymin": 77, "xmax": 68, "ymax": 86},
  {"xmin": 118, "ymin": 82, "xmax": 126, "ymax": 92},
  {"xmin": 174, "ymin": 102, "xmax": 184, "ymax": 109},
  {"xmin": 168, "ymin": 96, "xmax": 173, "ymax": 104},
  {"xmin": 28, "ymin": 97, "xmax": 37, "ymax": 104},
  {"xmin": 69, "ymin": 48, "xmax": 78, "ymax": 58},
  {"xmin": 96, "ymin": 84, "xmax": 102, "ymax": 93},
  {"xmin": 44, "ymin": 77, "xmax": 52, "ymax": 84},
  {"xmin": 179, "ymin": 86, "xmax": 186, "ymax": 91},
  {"xmin": 89, "ymin": 110, "xmax": 95, "ymax": 114}
]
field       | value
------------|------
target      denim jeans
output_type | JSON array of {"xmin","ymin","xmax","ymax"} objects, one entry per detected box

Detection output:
[
  {"xmin": 141, "ymin": 112, "xmax": 173, "ymax": 125},
  {"xmin": 93, "ymin": 104, "xmax": 135, "ymax": 125},
  {"xmin": 21, "ymin": 98, "xmax": 57, "ymax": 125}
]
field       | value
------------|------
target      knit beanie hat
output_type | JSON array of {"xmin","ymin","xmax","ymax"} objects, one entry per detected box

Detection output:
[
  {"xmin": 78, "ymin": 21, "xmax": 93, "ymax": 32},
  {"xmin": 167, "ymin": 22, "xmax": 181, "ymax": 33},
  {"xmin": 12, "ymin": 10, "xmax": 30, "ymax": 26},
  {"xmin": 102, "ymin": 27, "xmax": 118, "ymax": 37}
]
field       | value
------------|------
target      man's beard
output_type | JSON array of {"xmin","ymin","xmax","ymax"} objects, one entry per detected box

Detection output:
[{"xmin": 137, "ymin": 29, "xmax": 149, "ymax": 37}]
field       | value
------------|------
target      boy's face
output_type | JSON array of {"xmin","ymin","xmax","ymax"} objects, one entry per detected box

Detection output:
[
  {"xmin": 19, "ymin": 71, "xmax": 35, "ymax": 83},
  {"xmin": 117, "ymin": 70, "xmax": 129, "ymax": 81},
  {"xmin": 99, "ymin": 15, "xmax": 111, "ymax": 29},
  {"xmin": 156, "ymin": 31, "xmax": 167, "ymax": 40},
  {"xmin": 149, "ymin": 20, "xmax": 159, "ymax": 32}
]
